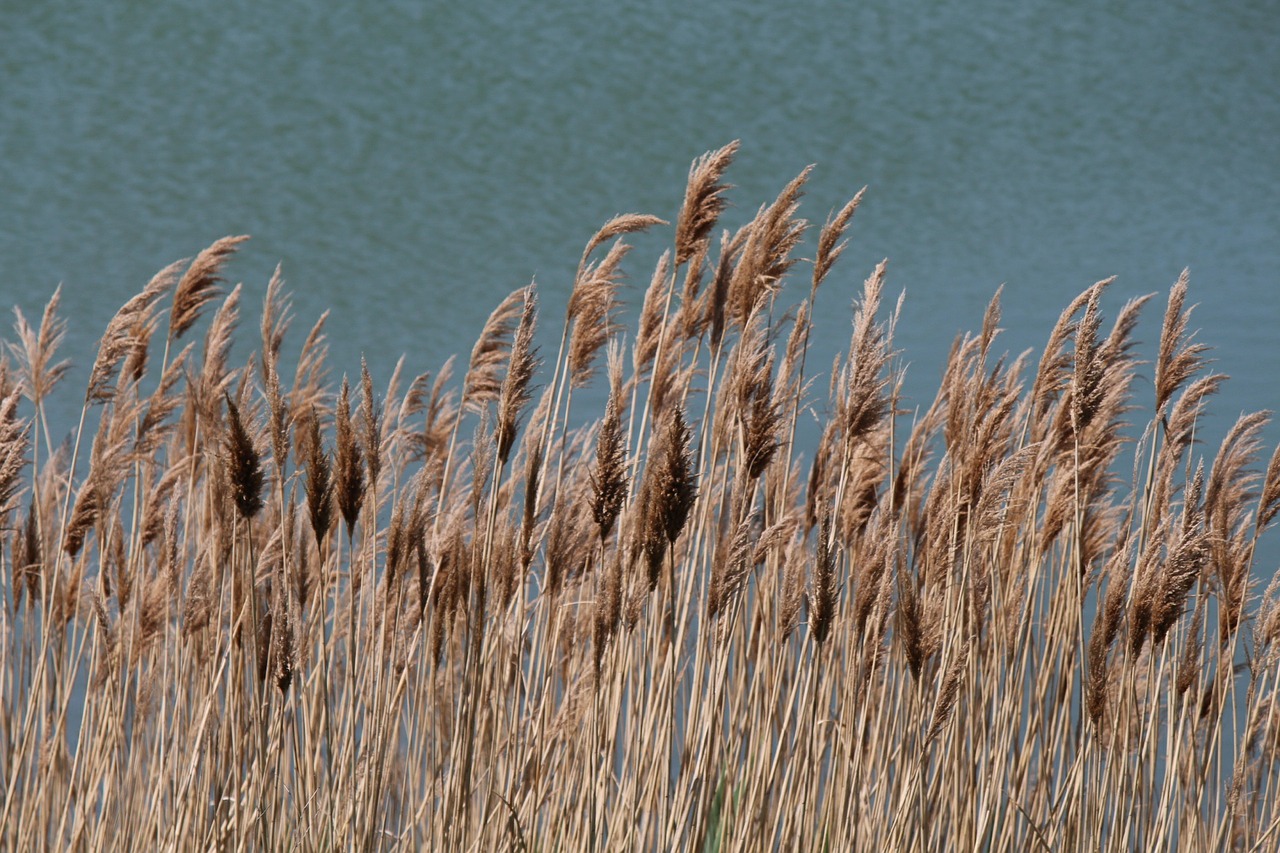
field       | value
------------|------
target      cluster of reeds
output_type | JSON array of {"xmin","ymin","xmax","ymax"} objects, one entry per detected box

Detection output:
[{"xmin": 3, "ymin": 143, "xmax": 1280, "ymax": 851}]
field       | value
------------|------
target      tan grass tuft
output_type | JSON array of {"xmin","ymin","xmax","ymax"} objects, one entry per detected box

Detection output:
[
  {"xmin": 590, "ymin": 387, "xmax": 628, "ymax": 541},
  {"xmin": 193, "ymin": 284, "xmax": 243, "ymax": 423},
  {"xmin": 708, "ymin": 512, "xmax": 754, "ymax": 625},
  {"xmin": 9, "ymin": 286, "xmax": 70, "ymax": 406},
  {"xmin": 580, "ymin": 213, "xmax": 667, "ymax": 270},
  {"xmin": 359, "ymin": 358, "xmax": 382, "ymax": 494},
  {"xmin": 1154, "ymin": 269, "xmax": 1209, "ymax": 417},
  {"xmin": 633, "ymin": 250, "xmax": 672, "ymax": 377},
  {"xmin": 0, "ymin": 390, "xmax": 30, "ymax": 519},
  {"xmin": 568, "ymin": 240, "xmax": 629, "ymax": 388},
  {"xmin": 812, "ymin": 188, "xmax": 865, "ymax": 290},
  {"xmin": 13, "ymin": 502, "xmax": 42, "ymax": 607},
  {"xmin": 87, "ymin": 269, "xmax": 174, "ymax": 403},
  {"xmin": 301, "ymin": 406, "xmax": 335, "ymax": 547},
  {"xmin": 495, "ymin": 285, "xmax": 539, "ymax": 465},
  {"xmin": 810, "ymin": 512, "xmax": 837, "ymax": 645},
  {"xmin": 335, "ymin": 376, "xmax": 366, "ymax": 537},
  {"xmin": 169, "ymin": 235, "xmax": 250, "ymax": 341},
  {"xmin": 464, "ymin": 286, "xmax": 525, "ymax": 410},
  {"xmin": 1259, "ymin": 441, "xmax": 1280, "ymax": 535},
  {"xmin": 926, "ymin": 636, "xmax": 971, "ymax": 744},
  {"xmin": 729, "ymin": 166, "xmax": 811, "ymax": 329},
  {"xmin": 224, "ymin": 392, "xmax": 265, "ymax": 520},
  {"xmin": 675, "ymin": 140, "xmax": 740, "ymax": 266}
]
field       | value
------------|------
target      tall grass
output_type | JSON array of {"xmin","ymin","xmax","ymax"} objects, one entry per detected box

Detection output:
[{"xmin": 3, "ymin": 144, "xmax": 1280, "ymax": 851}]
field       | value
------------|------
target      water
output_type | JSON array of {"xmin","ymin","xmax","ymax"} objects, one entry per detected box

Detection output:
[{"xmin": 2, "ymin": 1, "xmax": 1277, "ymax": 516}]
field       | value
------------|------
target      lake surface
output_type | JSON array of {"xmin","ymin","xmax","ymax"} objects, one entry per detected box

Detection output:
[{"xmin": 3, "ymin": 0, "xmax": 1278, "ymax": 555}]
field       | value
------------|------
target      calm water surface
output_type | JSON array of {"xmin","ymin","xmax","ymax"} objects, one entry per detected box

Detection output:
[{"xmin": 2, "ymin": 0, "xmax": 1278, "ymax": 547}]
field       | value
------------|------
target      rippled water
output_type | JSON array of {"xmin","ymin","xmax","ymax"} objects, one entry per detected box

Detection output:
[{"xmin": 3, "ymin": 0, "xmax": 1277, "ymax": 505}]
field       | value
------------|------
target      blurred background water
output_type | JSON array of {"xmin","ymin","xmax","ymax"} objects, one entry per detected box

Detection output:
[{"xmin": 2, "ymin": 0, "xmax": 1278, "ymax": 566}]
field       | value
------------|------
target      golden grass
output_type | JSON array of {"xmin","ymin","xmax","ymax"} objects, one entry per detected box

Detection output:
[{"xmin": 3, "ymin": 143, "xmax": 1280, "ymax": 851}]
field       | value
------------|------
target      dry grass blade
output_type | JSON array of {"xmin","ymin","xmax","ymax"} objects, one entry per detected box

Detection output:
[
  {"xmin": 13, "ymin": 502, "xmax": 42, "ymax": 607},
  {"xmin": 592, "ymin": 550, "xmax": 623, "ymax": 680},
  {"xmin": 1086, "ymin": 564, "xmax": 1125, "ymax": 729},
  {"xmin": 291, "ymin": 310, "xmax": 331, "ymax": 420},
  {"xmin": 1205, "ymin": 410, "xmax": 1271, "ymax": 640},
  {"xmin": 265, "ymin": 360, "xmax": 290, "ymax": 477},
  {"xmin": 260, "ymin": 263, "xmax": 293, "ymax": 373},
  {"xmin": 706, "ymin": 224, "xmax": 749, "ymax": 353},
  {"xmin": 135, "ymin": 344, "xmax": 194, "ymax": 458},
  {"xmin": 657, "ymin": 405, "xmax": 697, "ymax": 547},
  {"xmin": 734, "ymin": 319, "xmax": 782, "ymax": 481},
  {"xmin": 1029, "ymin": 285, "xmax": 1097, "ymax": 435},
  {"xmin": 778, "ymin": 534, "xmax": 807, "ymax": 641},
  {"xmin": 64, "ymin": 424, "xmax": 132, "ymax": 557},
  {"xmin": 518, "ymin": 407, "xmax": 548, "ymax": 571},
  {"xmin": 1163, "ymin": 373, "xmax": 1226, "ymax": 461},
  {"xmin": 840, "ymin": 260, "xmax": 892, "ymax": 446},
  {"xmin": 1152, "ymin": 464, "xmax": 1207, "ymax": 647}
]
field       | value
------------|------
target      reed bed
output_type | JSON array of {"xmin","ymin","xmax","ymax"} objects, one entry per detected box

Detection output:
[{"xmin": 3, "ymin": 143, "xmax": 1280, "ymax": 852}]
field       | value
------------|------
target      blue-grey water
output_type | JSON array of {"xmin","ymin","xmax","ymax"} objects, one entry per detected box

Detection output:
[{"xmin": 2, "ymin": 1, "xmax": 1278, "ymax": 525}]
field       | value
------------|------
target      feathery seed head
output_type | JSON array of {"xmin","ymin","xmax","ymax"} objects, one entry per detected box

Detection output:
[
  {"xmin": 224, "ymin": 392, "xmax": 264, "ymax": 519},
  {"xmin": 170, "ymin": 235, "xmax": 249, "ymax": 341}
]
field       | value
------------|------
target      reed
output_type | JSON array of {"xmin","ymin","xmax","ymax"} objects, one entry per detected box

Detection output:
[{"xmin": 2, "ymin": 146, "xmax": 1280, "ymax": 852}]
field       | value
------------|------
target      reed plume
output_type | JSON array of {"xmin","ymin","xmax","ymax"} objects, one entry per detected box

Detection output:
[
  {"xmin": 169, "ymin": 235, "xmax": 250, "ymax": 341},
  {"xmin": 335, "ymin": 376, "xmax": 365, "ymax": 537},
  {"xmin": 0, "ymin": 390, "xmax": 29, "ymax": 522},
  {"xmin": 9, "ymin": 286, "xmax": 70, "ymax": 408},
  {"xmin": 591, "ymin": 385, "xmax": 627, "ymax": 541},
  {"xmin": 301, "ymin": 406, "xmax": 334, "ymax": 548},
  {"xmin": 360, "ymin": 358, "xmax": 382, "ymax": 495},
  {"xmin": 224, "ymin": 392, "xmax": 264, "ymax": 519},
  {"xmin": 465, "ymin": 287, "xmax": 528, "ymax": 409},
  {"xmin": 675, "ymin": 140, "xmax": 739, "ymax": 266},
  {"xmin": 567, "ymin": 241, "xmax": 628, "ymax": 389},
  {"xmin": 495, "ymin": 285, "xmax": 539, "ymax": 465},
  {"xmin": 729, "ymin": 166, "xmax": 811, "ymax": 329},
  {"xmin": 811, "ymin": 511, "xmax": 837, "ymax": 645},
  {"xmin": 86, "ymin": 268, "xmax": 174, "ymax": 403}
]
